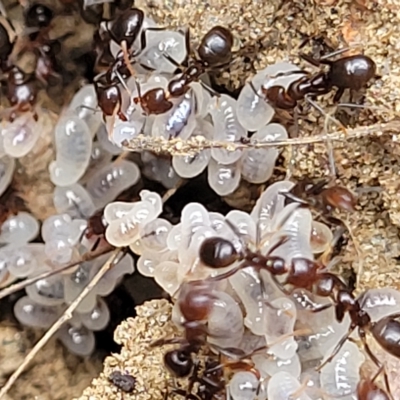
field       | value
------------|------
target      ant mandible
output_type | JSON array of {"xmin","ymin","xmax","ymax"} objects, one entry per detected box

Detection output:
[
  {"xmin": 261, "ymin": 52, "xmax": 376, "ymax": 109},
  {"xmin": 134, "ymin": 25, "xmax": 233, "ymax": 116}
]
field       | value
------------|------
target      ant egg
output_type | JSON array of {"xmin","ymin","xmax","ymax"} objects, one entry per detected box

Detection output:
[
  {"xmin": 105, "ymin": 202, "xmax": 157, "ymax": 246},
  {"xmin": 139, "ymin": 189, "xmax": 163, "ymax": 216},
  {"xmin": 320, "ymin": 341, "xmax": 364, "ymax": 399},
  {"xmin": 226, "ymin": 210, "xmax": 257, "ymax": 245},
  {"xmin": 172, "ymin": 119, "xmax": 213, "ymax": 178},
  {"xmin": 190, "ymin": 82, "xmax": 211, "ymax": 118},
  {"xmin": 166, "ymin": 223, "xmax": 182, "ymax": 250},
  {"xmin": 96, "ymin": 123, "xmax": 123, "ymax": 155},
  {"xmin": 265, "ymin": 297, "xmax": 298, "ymax": 360},
  {"xmin": 104, "ymin": 201, "xmax": 136, "ymax": 223},
  {"xmin": 207, "ymin": 158, "xmax": 241, "ymax": 196},
  {"xmin": 68, "ymin": 84, "xmax": 102, "ymax": 134},
  {"xmin": 152, "ymin": 91, "xmax": 197, "ymax": 140},
  {"xmin": 139, "ymin": 218, "xmax": 172, "ymax": 252},
  {"xmin": 4, "ymin": 243, "xmax": 44, "ymax": 278},
  {"xmin": 252, "ymin": 353, "xmax": 301, "ymax": 379},
  {"xmin": 93, "ymin": 253, "xmax": 135, "ymax": 297},
  {"xmin": 85, "ymin": 160, "xmax": 140, "ymax": 208},
  {"xmin": 0, "ymin": 155, "xmax": 15, "ymax": 197},
  {"xmin": 49, "ymin": 116, "xmax": 93, "ymax": 186},
  {"xmin": 25, "ymin": 274, "xmax": 65, "ymax": 307},
  {"xmin": 241, "ymin": 123, "xmax": 287, "ymax": 184},
  {"xmin": 250, "ymin": 180, "xmax": 295, "ymax": 239},
  {"xmin": 78, "ymin": 298, "xmax": 110, "ymax": 331},
  {"xmin": 14, "ymin": 296, "xmax": 62, "ymax": 329},
  {"xmin": 229, "ymin": 266, "xmax": 267, "ymax": 336},
  {"xmin": 267, "ymin": 371, "xmax": 312, "ymax": 400},
  {"xmin": 111, "ymin": 118, "xmax": 145, "ymax": 147},
  {"xmin": 310, "ymin": 221, "xmax": 333, "ymax": 254},
  {"xmin": 358, "ymin": 288, "xmax": 400, "ymax": 321},
  {"xmin": 207, "ymin": 291, "xmax": 244, "ymax": 348},
  {"xmin": 180, "ymin": 203, "xmax": 211, "ymax": 248},
  {"xmin": 2, "ymin": 114, "xmax": 40, "ymax": 158},
  {"xmin": 137, "ymin": 251, "xmax": 160, "ymax": 277},
  {"xmin": 268, "ymin": 203, "xmax": 313, "ymax": 263},
  {"xmin": 57, "ymin": 323, "xmax": 96, "ymax": 356},
  {"xmin": 138, "ymin": 30, "xmax": 187, "ymax": 74},
  {"xmin": 81, "ymin": 142, "xmax": 113, "ymax": 183},
  {"xmin": 64, "ymin": 263, "xmax": 98, "ymax": 313},
  {"xmin": 141, "ymin": 151, "xmax": 180, "ymax": 189},
  {"xmin": 229, "ymin": 371, "xmax": 259, "ymax": 400},
  {"xmin": 0, "ymin": 211, "xmax": 39, "ymax": 245},
  {"xmin": 154, "ymin": 260, "xmax": 180, "ymax": 296},
  {"xmin": 236, "ymin": 79, "xmax": 275, "ymax": 132},
  {"xmin": 53, "ymin": 184, "xmax": 96, "ymax": 219},
  {"xmin": 209, "ymin": 94, "xmax": 246, "ymax": 164}
]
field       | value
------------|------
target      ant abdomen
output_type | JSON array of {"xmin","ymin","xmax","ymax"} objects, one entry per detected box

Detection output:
[
  {"xmin": 197, "ymin": 26, "xmax": 233, "ymax": 67},
  {"xmin": 328, "ymin": 54, "xmax": 376, "ymax": 91},
  {"xmin": 371, "ymin": 318, "xmax": 400, "ymax": 358}
]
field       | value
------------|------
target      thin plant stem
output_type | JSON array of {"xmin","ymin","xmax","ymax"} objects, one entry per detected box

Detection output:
[
  {"xmin": 0, "ymin": 248, "xmax": 123, "ymax": 399},
  {"xmin": 0, "ymin": 244, "xmax": 114, "ymax": 301}
]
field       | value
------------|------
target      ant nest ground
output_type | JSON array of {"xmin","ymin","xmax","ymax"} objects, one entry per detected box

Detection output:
[{"xmin": 1, "ymin": 0, "xmax": 400, "ymax": 398}]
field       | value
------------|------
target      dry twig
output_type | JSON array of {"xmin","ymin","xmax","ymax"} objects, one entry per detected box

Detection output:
[
  {"xmin": 0, "ymin": 248, "xmax": 123, "ymax": 399},
  {"xmin": 122, "ymin": 120, "xmax": 400, "ymax": 156}
]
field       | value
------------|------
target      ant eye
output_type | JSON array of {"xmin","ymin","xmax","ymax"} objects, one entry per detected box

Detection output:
[{"xmin": 199, "ymin": 237, "xmax": 238, "ymax": 268}]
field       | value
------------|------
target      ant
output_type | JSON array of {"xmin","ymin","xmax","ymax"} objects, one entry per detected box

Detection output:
[
  {"xmin": 312, "ymin": 287, "xmax": 399, "ymax": 400},
  {"xmin": 261, "ymin": 52, "xmax": 376, "ymax": 109},
  {"xmin": 282, "ymin": 178, "xmax": 357, "ymax": 214},
  {"xmin": 134, "ymin": 25, "xmax": 233, "ymax": 116}
]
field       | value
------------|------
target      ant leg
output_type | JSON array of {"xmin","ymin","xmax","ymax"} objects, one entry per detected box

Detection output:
[
  {"xmin": 315, "ymin": 326, "xmax": 355, "ymax": 371},
  {"xmin": 119, "ymin": 41, "xmax": 136, "ymax": 78},
  {"xmin": 299, "ymin": 53, "xmax": 322, "ymax": 67},
  {"xmin": 309, "ymin": 303, "xmax": 333, "ymax": 313},
  {"xmin": 279, "ymin": 191, "xmax": 310, "ymax": 207},
  {"xmin": 150, "ymin": 336, "xmax": 187, "ymax": 348},
  {"xmin": 359, "ymin": 329, "xmax": 394, "ymax": 400},
  {"xmin": 333, "ymin": 87, "xmax": 345, "ymax": 103}
]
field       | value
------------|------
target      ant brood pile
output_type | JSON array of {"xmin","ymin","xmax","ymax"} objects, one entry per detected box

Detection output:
[
  {"xmin": 0, "ymin": 2, "xmax": 392, "ymax": 399},
  {"xmin": 96, "ymin": 179, "xmax": 397, "ymax": 399}
]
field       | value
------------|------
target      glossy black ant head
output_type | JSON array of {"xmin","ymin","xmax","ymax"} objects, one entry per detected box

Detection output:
[
  {"xmin": 163, "ymin": 348, "xmax": 193, "ymax": 378},
  {"xmin": 24, "ymin": 3, "xmax": 54, "ymax": 28},
  {"xmin": 199, "ymin": 237, "xmax": 238, "ymax": 268}
]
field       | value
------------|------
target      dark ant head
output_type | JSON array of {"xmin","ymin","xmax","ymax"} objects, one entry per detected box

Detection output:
[
  {"xmin": 335, "ymin": 289, "xmax": 357, "ymax": 322},
  {"xmin": 163, "ymin": 348, "xmax": 193, "ymax": 378},
  {"xmin": 107, "ymin": 8, "xmax": 144, "ymax": 47},
  {"xmin": 94, "ymin": 77, "xmax": 122, "ymax": 117},
  {"xmin": 197, "ymin": 26, "xmax": 233, "ymax": 67},
  {"xmin": 24, "ymin": 3, "xmax": 54, "ymax": 28},
  {"xmin": 134, "ymin": 88, "xmax": 173, "ymax": 116},
  {"xmin": 199, "ymin": 237, "xmax": 239, "ymax": 269}
]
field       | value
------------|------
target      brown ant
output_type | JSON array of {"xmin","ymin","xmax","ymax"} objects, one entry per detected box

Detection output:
[
  {"xmin": 261, "ymin": 52, "xmax": 377, "ymax": 109},
  {"xmin": 282, "ymin": 178, "xmax": 357, "ymax": 214},
  {"xmin": 134, "ymin": 26, "xmax": 233, "ymax": 116},
  {"xmin": 311, "ymin": 287, "xmax": 398, "ymax": 399}
]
